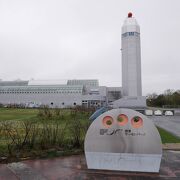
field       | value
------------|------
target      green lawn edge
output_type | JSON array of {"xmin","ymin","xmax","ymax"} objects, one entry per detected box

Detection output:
[{"xmin": 157, "ymin": 126, "xmax": 180, "ymax": 144}]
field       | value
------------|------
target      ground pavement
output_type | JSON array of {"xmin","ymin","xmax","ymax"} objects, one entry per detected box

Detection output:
[{"xmin": 0, "ymin": 150, "xmax": 180, "ymax": 180}]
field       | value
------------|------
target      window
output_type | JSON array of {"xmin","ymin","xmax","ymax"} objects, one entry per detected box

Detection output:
[
  {"xmin": 134, "ymin": 32, "xmax": 140, "ymax": 36},
  {"xmin": 129, "ymin": 32, "xmax": 134, "ymax": 36}
]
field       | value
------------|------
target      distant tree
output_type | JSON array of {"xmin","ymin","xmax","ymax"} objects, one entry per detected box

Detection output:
[
  {"xmin": 156, "ymin": 94, "xmax": 166, "ymax": 107},
  {"xmin": 146, "ymin": 89, "xmax": 180, "ymax": 107},
  {"xmin": 164, "ymin": 89, "xmax": 174, "ymax": 96},
  {"xmin": 146, "ymin": 93, "xmax": 158, "ymax": 107},
  {"xmin": 172, "ymin": 91, "xmax": 180, "ymax": 106}
]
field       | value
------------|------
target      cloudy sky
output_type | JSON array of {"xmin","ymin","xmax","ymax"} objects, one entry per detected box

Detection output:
[{"xmin": 0, "ymin": 0, "xmax": 180, "ymax": 95}]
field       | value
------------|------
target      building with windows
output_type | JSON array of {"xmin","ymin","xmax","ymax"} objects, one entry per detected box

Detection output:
[{"xmin": 0, "ymin": 79, "xmax": 122, "ymax": 108}]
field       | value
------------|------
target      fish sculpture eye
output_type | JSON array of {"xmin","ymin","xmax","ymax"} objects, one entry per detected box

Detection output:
[
  {"xmin": 131, "ymin": 116, "xmax": 143, "ymax": 128},
  {"xmin": 117, "ymin": 114, "xmax": 128, "ymax": 126},
  {"xmin": 102, "ymin": 116, "xmax": 113, "ymax": 128}
]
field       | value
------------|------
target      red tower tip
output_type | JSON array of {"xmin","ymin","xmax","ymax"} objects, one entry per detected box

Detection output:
[{"xmin": 128, "ymin": 12, "xmax": 133, "ymax": 18}]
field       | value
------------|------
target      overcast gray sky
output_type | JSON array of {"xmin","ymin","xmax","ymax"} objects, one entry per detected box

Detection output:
[{"xmin": 0, "ymin": 0, "xmax": 180, "ymax": 95}]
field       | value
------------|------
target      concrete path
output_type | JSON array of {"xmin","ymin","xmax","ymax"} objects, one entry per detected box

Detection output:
[
  {"xmin": 149, "ymin": 116, "xmax": 180, "ymax": 137},
  {"xmin": 163, "ymin": 143, "xmax": 180, "ymax": 150},
  {"xmin": 0, "ymin": 151, "xmax": 180, "ymax": 180}
]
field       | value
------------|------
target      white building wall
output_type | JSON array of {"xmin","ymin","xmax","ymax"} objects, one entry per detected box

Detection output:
[{"xmin": 0, "ymin": 94, "xmax": 82, "ymax": 108}]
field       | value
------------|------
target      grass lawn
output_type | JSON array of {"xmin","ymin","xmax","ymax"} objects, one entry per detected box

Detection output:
[
  {"xmin": 0, "ymin": 108, "xmax": 180, "ymax": 145},
  {"xmin": 0, "ymin": 108, "xmax": 38, "ymax": 121},
  {"xmin": 157, "ymin": 126, "xmax": 180, "ymax": 144}
]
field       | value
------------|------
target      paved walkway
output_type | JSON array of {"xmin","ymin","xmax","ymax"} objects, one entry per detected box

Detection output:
[
  {"xmin": 0, "ymin": 151, "xmax": 180, "ymax": 180},
  {"xmin": 162, "ymin": 143, "xmax": 180, "ymax": 150}
]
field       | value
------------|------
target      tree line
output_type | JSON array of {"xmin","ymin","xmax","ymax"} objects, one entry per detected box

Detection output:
[{"xmin": 146, "ymin": 89, "xmax": 180, "ymax": 107}]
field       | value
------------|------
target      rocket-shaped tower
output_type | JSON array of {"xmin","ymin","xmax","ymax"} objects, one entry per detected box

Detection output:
[{"xmin": 121, "ymin": 12, "xmax": 142, "ymax": 97}]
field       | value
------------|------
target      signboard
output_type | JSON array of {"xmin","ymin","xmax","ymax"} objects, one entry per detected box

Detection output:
[{"xmin": 85, "ymin": 108, "xmax": 162, "ymax": 172}]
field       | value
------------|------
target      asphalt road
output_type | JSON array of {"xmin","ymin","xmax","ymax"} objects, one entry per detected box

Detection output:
[{"xmin": 149, "ymin": 116, "xmax": 180, "ymax": 137}]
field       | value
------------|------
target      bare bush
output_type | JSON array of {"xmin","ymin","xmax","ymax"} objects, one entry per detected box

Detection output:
[
  {"xmin": 37, "ymin": 106, "xmax": 53, "ymax": 119},
  {"xmin": 67, "ymin": 119, "xmax": 88, "ymax": 148},
  {"xmin": 53, "ymin": 108, "xmax": 62, "ymax": 116},
  {"xmin": 1, "ymin": 121, "xmax": 38, "ymax": 158},
  {"xmin": 38, "ymin": 121, "xmax": 68, "ymax": 149},
  {"xmin": 0, "ymin": 107, "xmax": 91, "ymax": 161}
]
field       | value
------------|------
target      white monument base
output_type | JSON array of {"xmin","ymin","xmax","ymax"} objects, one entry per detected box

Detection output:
[{"xmin": 86, "ymin": 152, "xmax": 161, "ymax": 172}]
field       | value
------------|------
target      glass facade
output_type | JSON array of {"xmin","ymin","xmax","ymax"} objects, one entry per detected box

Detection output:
[
  {"xmin": 0, "ymin": 85, "xmax": 83, "ymax": 94},
  {"xmin": 67, "ymin": 79, "xmax": 99, "ymax": 86}
]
